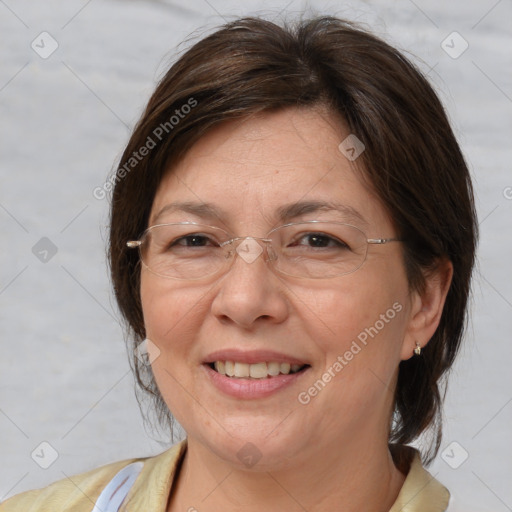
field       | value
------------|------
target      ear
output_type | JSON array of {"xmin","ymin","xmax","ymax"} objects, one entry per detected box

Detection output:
[{"xmin": 400, "ymin": 259, "xmax": 453, "ymax": 360}]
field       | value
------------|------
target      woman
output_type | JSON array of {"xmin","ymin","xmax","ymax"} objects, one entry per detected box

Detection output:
[{"xmin": 1, "ymin": 15, "xmax": 477, "ymax": 512}]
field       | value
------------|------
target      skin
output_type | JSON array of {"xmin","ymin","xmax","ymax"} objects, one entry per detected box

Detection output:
[{"xmin": 140, "ymin": 107, "xmax": 453, "ymax": 512}]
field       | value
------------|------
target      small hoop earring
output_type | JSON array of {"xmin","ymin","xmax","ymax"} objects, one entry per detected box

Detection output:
[{"xmin": 414, "ymin": 342, "xmax": 422, "ymax": 356}]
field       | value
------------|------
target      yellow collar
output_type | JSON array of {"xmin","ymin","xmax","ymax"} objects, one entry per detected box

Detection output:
[
  {"xmin": 121, "ymin": 440, "xmax": 449, "ymax": 511},
  {"xmin": 389, "ymin": 449, "xmax": 450, "ymax": 511}
]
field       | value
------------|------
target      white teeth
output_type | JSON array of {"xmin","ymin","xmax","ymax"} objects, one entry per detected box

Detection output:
[
  {"xmin": 249, "ymin": 362, "xmax": 268, "ymax": 379},
  {"xmin": 225, "ymin": 360, "xmax": 235, "ymax": 377},
  {"xmin": 211, "ymin": 360, "xmax": 305, "ymax": 378},
  {"xmin": 267, "ymin": 362, "xmax": 281, "ymax": 376},
  {"xmin": 234, "ymin": 362, "xmax": 250, "ymax": 378},
  {"xmin": 214, "ymin": 361, "xmax": 225, "ymax": 375}
]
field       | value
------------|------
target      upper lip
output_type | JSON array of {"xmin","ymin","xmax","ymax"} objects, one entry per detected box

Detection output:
[{"xmin": 204, "ymin": 349, "xmax": 309, "ymax": 366}]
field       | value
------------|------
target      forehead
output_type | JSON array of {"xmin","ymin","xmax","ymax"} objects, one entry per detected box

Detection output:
[{"xmin": 150, "ymin": 108, "xmax": 392, "ymax": 232}]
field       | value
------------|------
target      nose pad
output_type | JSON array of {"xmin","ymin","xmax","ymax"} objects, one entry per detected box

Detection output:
[{"xmin": 266, "ymin": 244, "xmax": 278, "ymax": 262}]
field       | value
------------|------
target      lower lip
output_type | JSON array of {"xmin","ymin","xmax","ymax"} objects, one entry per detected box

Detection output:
[{"xmin": 202, "ymin": 364, "xmax": 309, "ymax": 399}]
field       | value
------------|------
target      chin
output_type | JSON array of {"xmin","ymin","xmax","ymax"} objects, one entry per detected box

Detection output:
[{"xmin": 187, "ymin": 412, "xmax": 311, "ymax": 471}]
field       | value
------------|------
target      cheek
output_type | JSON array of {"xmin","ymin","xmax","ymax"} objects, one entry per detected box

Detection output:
[
  {"xmin": 140, "ymin": 275, "xmax": 210, "ymax": 420},
  {"xmin": 294, "ymin": 283, "xmax": 408, "ymax": 428},
  {"xmin": 295, "ymin": 274, "xmax": 409, "ymax": 371},
  {"xmin": 140, "ymin": 274, "xmax": 207, "ymax": 349}
]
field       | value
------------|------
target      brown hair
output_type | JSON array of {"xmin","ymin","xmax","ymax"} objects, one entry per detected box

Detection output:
[{"xmin": 108, "ymin": 16, "xmax": 477, "ymax": 466}]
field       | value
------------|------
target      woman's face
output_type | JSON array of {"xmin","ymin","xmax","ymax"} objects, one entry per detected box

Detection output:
[{"xmin": 141, "ymin": 107, "xmax": 419, "ymax": 470}]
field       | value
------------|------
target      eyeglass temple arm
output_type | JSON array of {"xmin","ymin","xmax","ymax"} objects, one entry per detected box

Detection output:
[{"xmin": 367, "ymin": 238, "xmax": 401, "ymax": 244}]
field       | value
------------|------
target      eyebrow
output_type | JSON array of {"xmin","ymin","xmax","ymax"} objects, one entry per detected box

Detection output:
[
  {"xmin": 276, "ymin": 200, "xmax": 368, "ymax": 226},
  {"xmin": 152, "ymin": 200, "xmax": 368, "ymax": 227},
  {"xmin": 152, "ymin": 201, "xmax": 227, "ymax": 224}
]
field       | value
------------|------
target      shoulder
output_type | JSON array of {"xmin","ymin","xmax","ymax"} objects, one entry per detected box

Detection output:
[
  {"xmin": 0, "ymin": 458, "xmax": 138, "ymax": 512},
  {"xmin": 0, "ymin": 457, "xmax": 142, "ymax": 512},
  {"xmin": 0, "ymin": 442, "xmax": 186, "ymax": 512}
]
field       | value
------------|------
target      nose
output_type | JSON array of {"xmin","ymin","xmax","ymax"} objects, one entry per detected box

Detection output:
[{"xmin": 210, "ymin": 237, "xmax": 289, "ymax": 329}]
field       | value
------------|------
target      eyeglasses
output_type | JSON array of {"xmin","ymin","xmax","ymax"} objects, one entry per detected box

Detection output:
[{"xmin": 126, "ymin": 221, "xmax": 401, "ymax": 280}]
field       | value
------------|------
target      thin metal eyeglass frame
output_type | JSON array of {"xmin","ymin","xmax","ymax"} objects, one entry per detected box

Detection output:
[{"xmin": 126, "ymin": 221, "xmax": 402, "ymax": 280}]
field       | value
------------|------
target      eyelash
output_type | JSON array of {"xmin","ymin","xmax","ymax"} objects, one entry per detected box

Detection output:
[{"xmin": 169, "ymin": 232, "xmax": 349, "ymax": 251}]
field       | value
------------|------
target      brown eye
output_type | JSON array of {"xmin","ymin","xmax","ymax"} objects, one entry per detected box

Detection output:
[
  {"xmin": 292, "ymin": 233, "xmax": 349, "ymax": 250},
  {"xmin": 173, "ymin": 234, "xmax": 215, "ymax": 247}
]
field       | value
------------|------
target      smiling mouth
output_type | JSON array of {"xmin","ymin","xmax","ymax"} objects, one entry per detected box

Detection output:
[{"xmin": 208, "ymin": 361, "xmax": 310, "ymax": 379}]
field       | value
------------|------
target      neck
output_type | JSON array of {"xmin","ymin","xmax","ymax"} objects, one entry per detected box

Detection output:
[{"xmin": 167, "ymin": 436, "xmax": 407, "ymax": 512}]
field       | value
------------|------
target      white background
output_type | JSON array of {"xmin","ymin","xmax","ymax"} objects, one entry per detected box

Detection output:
[{"xmin": 0, "ymin": 0, "xmax": 511, "ymax": 510}]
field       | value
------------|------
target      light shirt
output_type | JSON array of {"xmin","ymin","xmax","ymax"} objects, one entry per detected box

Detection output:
[{"xmin": 0, "ymin": 440, "xmax": 451, "ymax": 511}]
